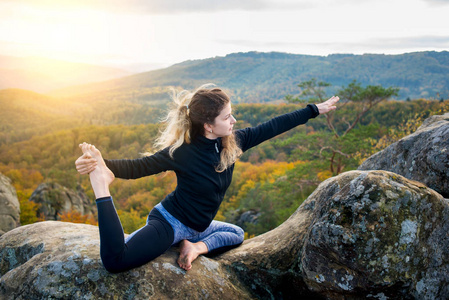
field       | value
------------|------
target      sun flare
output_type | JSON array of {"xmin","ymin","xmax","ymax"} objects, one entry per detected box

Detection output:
[{"xmin": 1, "ymin": 3, "xmax": 120, "ymax": 64}]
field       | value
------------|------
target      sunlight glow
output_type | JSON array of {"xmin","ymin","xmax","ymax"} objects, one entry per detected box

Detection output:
[
  {"xmin": 0, "ymin": 0, "xmax": 447, "ymax": 69},
  {"xmin": 0, "ymin": 3, "xmax": 125, "ymax": 64}
]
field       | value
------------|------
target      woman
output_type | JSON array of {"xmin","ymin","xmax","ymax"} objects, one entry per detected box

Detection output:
[{"xmin": 75, "ymin": 85, "xmax": 339, "ymax": 273}]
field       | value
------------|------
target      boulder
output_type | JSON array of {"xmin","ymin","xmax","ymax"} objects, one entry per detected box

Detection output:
[
  {"xmin": 0, "ymin": 221, "xmax": 251, "ymax": 300},
  {"xmin": 30, "ymin": 182, "xmax": 95, "ymax": 220},
  {"xmin": 220, "ymin": 170, "xmax": 449, "ymax": 299},
  {"xmin": 235, "ymin": 210, "xmax": 261, "ymax": 229},
  {"xmin": 0, "ymin": 173, "xmax": 20, "ymax": 236},
  {"xmin": 1, "ymin": 170, "xmax": 449, "ymax": 299},
  {"xmin": 358, "ymin": 112, "xmax": 449, "ymax": 197}
]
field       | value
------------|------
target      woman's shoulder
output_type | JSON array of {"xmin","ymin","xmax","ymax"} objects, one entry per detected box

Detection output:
[{"xmin": 234, "ymin": 128, "xmax": 249, "ymax": 141}]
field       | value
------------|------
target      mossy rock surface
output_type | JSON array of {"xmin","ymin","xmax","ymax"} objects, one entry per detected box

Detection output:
[{"xmin": 1, "ymin": 170, "xmax": 449, "ymax": 299}]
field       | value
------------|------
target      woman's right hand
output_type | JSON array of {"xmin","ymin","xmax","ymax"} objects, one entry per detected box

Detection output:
[
  {"xmin": 316, "ymin": 96, "xmax": 340, "ymax": 115},
  {"xmin": 75, "ymin": 151, "xmax": 98, "ymax": 175}
]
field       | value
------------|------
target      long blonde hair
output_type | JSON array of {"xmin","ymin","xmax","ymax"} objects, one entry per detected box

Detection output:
[{"xmin": 155, "ymin": 84, "xmax": 242, "ymax": 172}]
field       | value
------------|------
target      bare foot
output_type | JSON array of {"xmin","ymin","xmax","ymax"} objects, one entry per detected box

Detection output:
[
  {"xmin": 80, "ymin": 143, "xmax": 115, "ymax": 199},
  {"xmin": 177, "ymin": 240, "xmax": 208, "ymax": 271}
]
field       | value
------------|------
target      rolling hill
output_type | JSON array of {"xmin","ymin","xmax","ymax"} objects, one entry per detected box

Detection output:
[
  {"xmin": 0, "ymin": 89, "xmax": 87, "ymax": 145},
  {"xmin": 49, "ymin": 51, "xmax": 449, "ymax": 101}
]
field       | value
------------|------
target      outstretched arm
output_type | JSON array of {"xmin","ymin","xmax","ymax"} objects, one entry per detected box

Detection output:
[
  {"xmin": 235, "ymin": 96, "xmax": 340, "ymax": 152},
  {"xmin": 76, "ymin": 142, "xmax": 176, "ymax": 180},
  {"xmin": 236, "ymin": 104, "xmax": 318, "ymax": 152}
]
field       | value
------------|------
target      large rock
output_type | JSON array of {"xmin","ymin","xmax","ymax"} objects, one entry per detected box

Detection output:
[
  {"xmin": 221, "ymin": 170, "xmax": 449, "ymax": 299},
  {"xmin": 0, "ymin": 221, "xmax": 251, "ymax": 300},
  {"xmin": 0, "ymin": 173, "xmax": 20, "ymax": 236},
  {"xmin": 230, "ymin": 209, "xmax": 261, "ymax": 229},
  {"xmin": 1, "ymin": 170, "xmax": 449, "ymax": 299},
  {"xmin": 358, "ymin": 112, "xmax": 449, "ymax": 197},
  {"xmin": 30, "ymin": 182, "xmax": 95, "ymax": 220}
]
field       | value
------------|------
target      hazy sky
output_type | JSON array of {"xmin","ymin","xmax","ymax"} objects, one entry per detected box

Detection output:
[{"xmin": 0, "ymin": 0, "xmax": 448, "ymax": 70}]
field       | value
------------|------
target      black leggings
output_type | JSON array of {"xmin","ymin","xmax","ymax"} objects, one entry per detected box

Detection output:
[{"xmin": 96, "ymin": 197, "xmax": 174, "ymax": 273}]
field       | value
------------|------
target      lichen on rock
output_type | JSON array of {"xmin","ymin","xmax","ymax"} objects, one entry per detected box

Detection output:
[
  {"xmin": 1, "ymin": 170, "xmax": 449, "ymax": 299},
  {"xmin": 3, "ymin": 117, "xmax": 449, "ymax": 300},
  {"xmin": 0, "ymin": 221, "xmax": 252, "ymax": 299},
  {"xmin": 297, "ymin": 170, "xmax": 449, "ymax": 299},
  {"xmin": 219, "ymin": 170, "xmax": 449, "ymax": 299}
]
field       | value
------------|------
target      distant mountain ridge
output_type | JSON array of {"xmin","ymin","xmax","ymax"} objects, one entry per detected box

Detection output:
[{"xmin": 49, "ymin": 51, "xmax": 449, "ymax": 101}]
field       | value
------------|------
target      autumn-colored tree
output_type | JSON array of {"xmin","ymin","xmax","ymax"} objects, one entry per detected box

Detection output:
[
  {"xmin": 1, "ymin": 96, "xmax": 447, "ymax": 238},
  {"xmin": 18, "ymin": 193, "xmax": 39, "ymax": 225},
  {"xmin": 59, "ymin": 210, "xmax": 97, "ymax": 225}
]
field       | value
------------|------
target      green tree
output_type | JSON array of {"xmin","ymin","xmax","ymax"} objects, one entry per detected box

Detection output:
[{"xmin": 286, "ymin": 79, "xmax": 399, "ymax": 174}]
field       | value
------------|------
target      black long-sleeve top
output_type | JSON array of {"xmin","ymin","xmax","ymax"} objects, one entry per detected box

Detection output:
[{"xmin": 105, "ymin": 104, "xmax": 319, "ymax": 232}]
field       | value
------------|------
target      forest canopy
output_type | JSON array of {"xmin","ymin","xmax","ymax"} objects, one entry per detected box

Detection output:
[{"xmin": 1, "ymin": 83, "xmax": 447, "ymax": 236}]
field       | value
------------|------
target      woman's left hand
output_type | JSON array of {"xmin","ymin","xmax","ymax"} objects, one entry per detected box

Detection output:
[
  {"xmin": 75, "ymin": 151, "xmax": 97, "ymax": 175},
  {"xmin": 316, "ymin": 96, "xmax": 340, "ymax": 115}
]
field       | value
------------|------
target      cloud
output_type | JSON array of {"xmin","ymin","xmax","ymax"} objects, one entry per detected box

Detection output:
[
  {"xmin": 422, "ymin": 0, "xmax": 449, "ymax": 6},
  {"xmin": 0, "ymin": 0, "xmax": 317, "ymax": 14},
  {"xmin": 216, "ymin": 35, "xmax": 449, "ymax": 55},
  {"xmin": 218, "ymin": 36, "xmax": 449, "ymax": 49},
  {"xmin": 217, "ymin": 39, "xmax": 306, "ymax": 48},
  {"xmin": 362, "ymin": 36, "xmax": 449, "ymax": 50}
]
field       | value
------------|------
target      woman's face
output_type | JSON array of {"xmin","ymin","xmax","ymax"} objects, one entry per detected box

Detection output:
[{"xmin": 205, "ymin": 102, "xmax": 236, "ymax": 139}]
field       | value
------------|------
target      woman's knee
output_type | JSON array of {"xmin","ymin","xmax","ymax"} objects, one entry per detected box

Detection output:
[
  {"xmin": 101, "ymin": 256, "xmax": 127, "ymax": 273},
  {"xmin": 235, "ymin": 225, "xmax": 245, "ymax": 243}
]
